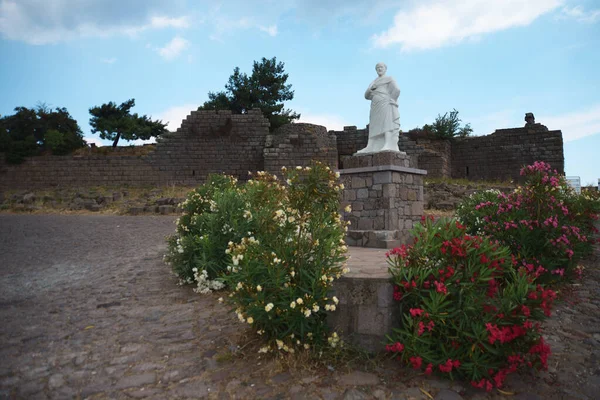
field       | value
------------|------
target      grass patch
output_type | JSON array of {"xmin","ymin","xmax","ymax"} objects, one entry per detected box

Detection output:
[{"xmin": 424, "ymin": 176, "xmax": 515, "ymax": 188}]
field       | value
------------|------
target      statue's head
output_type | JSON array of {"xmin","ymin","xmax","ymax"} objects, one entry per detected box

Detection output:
[
  {"xmin": 525, "ymin": 112, "xmax": 535, "ymax": 125},
  {"xmin": 375, "ymin": 62, "xmax": 387, "ymax": 76}
]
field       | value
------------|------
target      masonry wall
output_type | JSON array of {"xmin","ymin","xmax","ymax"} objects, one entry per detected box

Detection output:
[
  {"xmin": 332, "ymin": 124, "xmax": 565, "ymax": 182},
  {"xmin": 411, "ymin": 139, "xmax": 451, "ymax": 178},
  {"xmin": 451, "ymin": 126, "xmax": 564, "ymax": 181},
  {"xmin": 263, "ymin": 123, "xmax": 338, "ymax": 174},
  {"xmin": 334, "ymin": 126, "xmax": 368, "ymax": 161},
  {"xmin": 0, "ymin": 109, "xmax": 270, "ymax": 190}
]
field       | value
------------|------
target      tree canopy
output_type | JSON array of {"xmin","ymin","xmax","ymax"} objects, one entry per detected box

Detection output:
[
  {"xmin": 199, "ymin": 57, "xmax": 300, "ymax": 132},
  {"xmin": 89, "ymin": 99, "xmax": 168, "ymax": 147},
  {"xmin": 408, "ymin": 109, "xmax": 473, "ymax": 140},
  {"xmin": 0, "ymin": 104, "xmax": 85, "ymax": 163}
]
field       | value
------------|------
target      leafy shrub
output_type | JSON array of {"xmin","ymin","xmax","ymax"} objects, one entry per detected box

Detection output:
[
  {"xmin": 222, "ymin": 163, "xmax": 349, "ymax": 353},
  {"xmin": 386, "ymin": 217, "xmax": 554, "ymax": 391},
  {"xmin": 427, "ymin": 109, "xmax": 473, "ymax": 140},
  {"xmin": 456, "ymin": 161, "xmax": 600, "ymax": 282},
  {"xmin": 164, "ymin": 174, "xmax": 251, "ymax": 292}
]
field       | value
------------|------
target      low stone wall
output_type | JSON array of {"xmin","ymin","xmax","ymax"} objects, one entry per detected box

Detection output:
[
  {"xmin": 263, "ymin": 123, "xmax": 338, "ymax": 174},
  {"xmin": 328, "ymin": 247, "xmax": 397, "ymax": 352},
  {"xmin": 0, "ymin": 109, "xmax": 270, "ymax": 190},
  {"xmin": 0, "ymin": 153, "xmax": 164, "ymax": 189}
]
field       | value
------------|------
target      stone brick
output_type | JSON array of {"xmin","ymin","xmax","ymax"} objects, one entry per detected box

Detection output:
[
  {"xmin": 358, "ymin": 219, "xmax": 373, "ymax": 230},
  {"xmin": 352, "ymin": 177, "xmax": 366, "ymax": 188},
  {"xmin": 373, "ymin": 171, "xmax": 392, "ymax": 184}
]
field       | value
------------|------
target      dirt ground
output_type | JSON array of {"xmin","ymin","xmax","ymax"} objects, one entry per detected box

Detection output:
[{"xmin": 1, "ymin": 214, "xmax": 599, "ymax": 399}]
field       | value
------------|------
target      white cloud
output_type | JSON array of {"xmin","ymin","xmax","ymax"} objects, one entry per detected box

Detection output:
[
  {"xmin": 539, "ymin": 104, "xmax": 600, "ymax": 142},
  {"xmin": 0, "ymin": 0, "xmax": 191, "ymax": 45},
  {"xmin": 157, "ymin": 36, "xmax": 190, "ymax": 61},
  {"xmin": 295, "ymin": 111, "xmax": 350, "ymax": 131},
  {"xmin": 372, "ymin": 0, "xmax": 563, "ymax": 51},
  {"xmin": 101, "ymin": 57, "xmax": 117, "ymax": 64},
  {"xmin": 259, "ymin": 24, "xmax": 278, "ymax": 36},
  {"xmin": 208, "ymin": 16, "xmax": 256, "ymax": 41},
  {"xmin": 156, "ymin": 104, "xmax": 197, "ymax": 132},
  {"xmin": 83, "ymin": 136, "xmax": 103, "ymax": 147},
  {"xmin": 131, "ymin": 137, "xmax": 157, "ymax": 145},
  {"xmin": 149, "ymin": 15, "xmax": 191, "ymax": 29},
  {"xmin": 560, "ymin": 5, "xmax": 600, "ymax": 23}
]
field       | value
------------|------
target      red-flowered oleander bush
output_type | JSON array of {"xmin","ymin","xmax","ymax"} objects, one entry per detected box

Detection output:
[
  {"xmin": 386, "ymin": 217, "xmax": 554, "ymax": 391},
  {"xmin": 221, "ymin": 162, "xmax": 350, "ymax": 353},
  {"xmin": 456, "ymin": 161, "xmax": 600, "ymax": 283}
]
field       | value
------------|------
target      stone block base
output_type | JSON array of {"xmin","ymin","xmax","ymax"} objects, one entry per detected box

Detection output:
[
  {"xmin": 340, "ymin": 151, "xmax": 426, "ymax": 248},
  {"xmin": 345, "ymin": 230, "xmax": 402, "ymax": 249},
  {"xmin": 326, "ymin": 247, "xmax": 397, "ymax": 352}
]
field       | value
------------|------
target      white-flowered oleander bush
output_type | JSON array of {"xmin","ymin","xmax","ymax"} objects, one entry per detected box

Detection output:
[
  {"xmin": 165, "ymin": 174, "xmax": 252, "ymax": 292},
  {"xmin": 222, "ymin": 162, "xmax": 350, "ymax": 353}
]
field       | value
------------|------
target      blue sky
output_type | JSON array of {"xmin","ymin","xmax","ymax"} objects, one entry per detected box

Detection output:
[{"xmin": 1, "ymin": 0, "xmax": 599, "ymax": 185}]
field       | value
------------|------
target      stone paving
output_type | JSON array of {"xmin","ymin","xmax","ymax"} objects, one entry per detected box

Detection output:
[{"xmin": 1, "ymin": 214, "xmax": 599, "ymax": 399}]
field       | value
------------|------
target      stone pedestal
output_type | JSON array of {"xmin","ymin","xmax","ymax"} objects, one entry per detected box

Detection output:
[{"xmin": 340, "ymin": 151, "xmax": 426, "ymax": 248}]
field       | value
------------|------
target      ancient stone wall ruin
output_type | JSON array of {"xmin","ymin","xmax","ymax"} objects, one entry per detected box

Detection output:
[
  {"xmin": 451, "ymin": 125, "xmax": 564, "ymax": 181},
  {"xmin": 331, "ymin": 122, "xmax": 564, "ymax": 181},
  {"xmin": 263, "ymin": 123, "xmax": 338, "ymax": 175},
  {"xmin": 0, "ymin": 111, "xmax": 565, "ymax": 190},
  {"xmin": 0, "ymin": 109, "xmax": 270, "ymax": 190}
]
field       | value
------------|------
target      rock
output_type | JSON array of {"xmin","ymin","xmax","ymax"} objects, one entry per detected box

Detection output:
[
  {"xmin": 70, "ymin": 198, "xmax": 85, "ymax": 210},
  {"xmin": 97, "ymin": 196, "xmax": 113, "ymax": 205},
  {"xmin": 84, "ymin": 200, "xmax": 100, "ymax": 211},
  {"xmin": 124, "ymin": 388, "xmax": 160, "ymax": 398},
  {"xmin": 156, "ymin": 198, "xmax": 172, "ymax": 206},
  {"xmin": 113, "ymin": 192, "xmax": 122, "ymax": 201},
  {"xmin": 225, "ymin": 379, "xmax": 241, "ymax": 393},
  {"xmin": 271, "ymin": 372, "xmax": 292, "ymax": 384},
  {"xmin": 143, "ymin": 205, "xmax": 159, "ymax": 213},
  {"xmin": 434, "ymin": 389, "xmax": 463, "ymax": 400},
  {"xmin": 338, "ymin": 371, "xmax": 379, "ymax": 386},
  {"xmin": 392, "ymin": 387, "xmax": 428, "ymax": 399},
  {"xmin": 22, "ymin": 192, "xmax": 36, "ymax": 204},
  {"xmin": 343, "ymin": 388, "xmax": 371, "ymax": 400},
  {"xmin": 513, "ymin": 393, "xmax": 543, "ymax": 400},
  {"xmin": 159, "ymin": 205, "xmax": 175, "ymax": 215},
  {"xmin": 114, "ymin": 373, "xmax": 156, "ymax": 389},
  {"xmin": 128, "ymin": 207, "xmax": 144, "ymax": 215},
  {"xmin": 48, "ymin": 373, "xmax": 64, "ymax": 389},
  {"xmin": 435, "ymin": 201, "xmax": 457, "ymax": 211}
]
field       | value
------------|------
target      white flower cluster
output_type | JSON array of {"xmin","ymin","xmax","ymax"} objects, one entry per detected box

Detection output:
[
  {"xmin": 328, "ymin": 332, "xmax": 342, "ymax": 348},
  {"xmin": 192, "ymin": 268, "xmax": 225, "ymax": 294}
]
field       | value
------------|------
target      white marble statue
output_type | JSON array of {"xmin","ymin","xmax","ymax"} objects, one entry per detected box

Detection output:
[{"xmin": 356, "ymin": 62, "xmax": 402, "ymax": 154}]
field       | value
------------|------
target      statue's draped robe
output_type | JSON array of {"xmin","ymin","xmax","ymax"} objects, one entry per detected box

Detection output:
[{"xmin": 364, "ymin": 76, "xmax": 400, "ymax": 143}]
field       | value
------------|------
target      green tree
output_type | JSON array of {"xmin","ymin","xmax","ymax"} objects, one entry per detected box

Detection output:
[
  {"xmin": 199, "ymin": 57, "xmax": 300, "ymax": 131},
  {"xmin": 0, "ymin": 105, "xmax": 85, "ymax": 163},
  {"xmin": 89, "ymin": 99, "xmax": 167, "ymax": 147},
  {"xmin": 427, "ymin": 109, "xmax": 473, "ymax": 139}
]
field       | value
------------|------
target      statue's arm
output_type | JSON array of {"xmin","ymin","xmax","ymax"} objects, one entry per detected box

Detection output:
[
  {"xmin": 389, "ymin": 78, "xmax": 400, "ymax": 100},
  {"xmin": 364, "ymin": 84, "xmax": 374, "ymax": 100}
]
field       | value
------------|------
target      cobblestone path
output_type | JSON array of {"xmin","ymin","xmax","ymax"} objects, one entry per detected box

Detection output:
[{"xmin": 1, "ymin": 215, "xmax": 599, "ymax": 399}]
